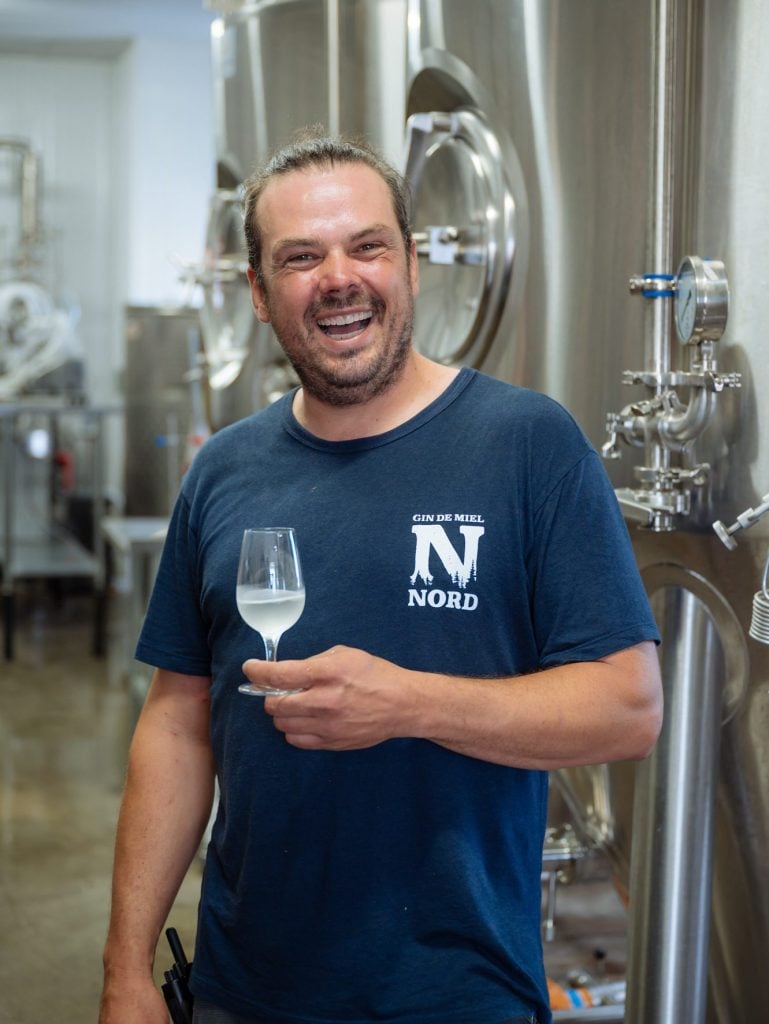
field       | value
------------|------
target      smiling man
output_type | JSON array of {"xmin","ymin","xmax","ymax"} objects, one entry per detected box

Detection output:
[
  {"xmin": 244, "ymin": 149, "xmax": 456, "ymax": 434},
  {"xmin": 248, "ymin": 180, "xmax": 418, "ymax": 407},
  {"xmin": 100, "ymin": 134, "xmax": 662, "ymax": 1024}
]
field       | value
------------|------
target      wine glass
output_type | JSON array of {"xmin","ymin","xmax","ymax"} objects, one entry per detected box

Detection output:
[{"xmin": 236, "ymin": 527, "xmax": 306, "ymax": 696}]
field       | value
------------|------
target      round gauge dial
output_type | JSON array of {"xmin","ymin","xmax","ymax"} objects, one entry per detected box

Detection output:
[{"xmin": 674, "ymin": 255, "xmax": 729, "ymax": 344}]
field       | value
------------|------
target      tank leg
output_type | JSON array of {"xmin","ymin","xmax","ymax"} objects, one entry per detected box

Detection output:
[
  {"xmin": 625, "ymin": 584, "xmax": 723, "ymax": 1023},
  {"xmin": 93, "ymin": 587, "xmax": 106, "ymax": 657},
  {"xmin": 3, "ymin": 591, "xmax": 13, "ymax": 660}
]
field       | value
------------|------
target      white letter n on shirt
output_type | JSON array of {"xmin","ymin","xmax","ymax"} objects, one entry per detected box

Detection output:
[{"xmin": 410, "ymin": 525, "xmax": 484, "ymax": 590}]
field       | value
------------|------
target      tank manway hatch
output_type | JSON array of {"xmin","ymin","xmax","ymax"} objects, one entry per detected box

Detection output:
[{"xmin": 404, "ymin": 109, "xmax": 523, "ymax": 368}]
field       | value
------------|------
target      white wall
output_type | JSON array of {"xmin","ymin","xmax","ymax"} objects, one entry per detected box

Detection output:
[
  {"xmin": 0, "ymin": 52, "xmax": 119, "ymax": 400},
  {"xmin": 117, "ymin": 35, "xmax": 215, "ymax": 309},
  {"xmin": 0, "ymin": 28, "xmax": 215, "ymax": 499}
]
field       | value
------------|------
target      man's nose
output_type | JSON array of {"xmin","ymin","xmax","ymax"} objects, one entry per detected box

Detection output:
[{"xmin": 318, "ymin": 250, "xmax": 361, "ymax": 293}]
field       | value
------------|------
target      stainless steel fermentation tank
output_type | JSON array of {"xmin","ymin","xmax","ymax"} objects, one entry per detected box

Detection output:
[
  {"xmin": 201, "ymin": 1, "xmax": 769, "ymax": 1020},
  {"xmin": 200, "ymin": 0, "xmax": 408, "ymax": 428},
  {"xmin": 404, "ymin": 2, "xmax": 768, "ymax": 1022}
]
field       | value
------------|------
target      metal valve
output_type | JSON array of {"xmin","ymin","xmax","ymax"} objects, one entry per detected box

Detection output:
[
  {"xmin": 413, "ymin": 226, "xmax": 485, "ymax": 266},
  {"xmin": 704, "ymin": 371, "xmax": 742, "ymax": 393},
  {"xmin": 713, "ymin": 493, "xmax": 769, "ymax": 550}
]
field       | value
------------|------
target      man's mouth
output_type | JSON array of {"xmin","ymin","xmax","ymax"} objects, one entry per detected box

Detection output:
[{"xmin": 316, "ymin": 310, "xmax": 374, "ymax": 339}]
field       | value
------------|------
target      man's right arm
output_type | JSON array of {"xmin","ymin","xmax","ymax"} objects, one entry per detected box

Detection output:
[{"xmin": 99, "ymin": 668, "xmax": 215, "ymax": 1024}]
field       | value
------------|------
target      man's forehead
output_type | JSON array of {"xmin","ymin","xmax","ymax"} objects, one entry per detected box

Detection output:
[{"xmin": 257, "ymin": 162, "xmax": 393, "ymax": 222}]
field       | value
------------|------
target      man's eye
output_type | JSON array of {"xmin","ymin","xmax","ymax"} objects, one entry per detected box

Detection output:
[
  {"xmin": 356, "ymin": 242, "xmax": 384, "ymax": 255},
  {"xmin": 278, "ymin": 252, "xmax": 319, "ymax": 272}
]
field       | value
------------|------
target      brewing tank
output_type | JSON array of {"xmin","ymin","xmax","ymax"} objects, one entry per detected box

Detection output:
[
  {"xmin": 405, "ymin": 1, "xmax": 769, "ymax": 1021},
  {"xmin": 200, "ymin": 0, "xmax": 408, "ymax": 427},
  {"xmin": 202, "ymin": 0, "xmax": 769, "ymax": 1018}
]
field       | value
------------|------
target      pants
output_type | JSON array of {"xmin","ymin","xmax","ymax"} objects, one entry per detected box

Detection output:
[{"xmin": 193, "ymin": 1000, "xmax": 258, "ymax": 1024}]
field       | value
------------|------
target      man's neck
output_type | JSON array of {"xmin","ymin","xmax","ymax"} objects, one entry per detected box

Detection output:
[{"xmin": 292, "ymin": 352, "xmax": 460, "ymax": 442}]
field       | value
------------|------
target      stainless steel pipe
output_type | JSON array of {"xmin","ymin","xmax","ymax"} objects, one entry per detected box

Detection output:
[
  {"xmin": 646, "ymin": 0, "xmax": 677, "ymax": 383},
  {"xmin": 645, "ymin": 0, "xmax": 677, "ymax": 487},
  {"xmin": 625, "ymin": 579, "xmax": 723, "ymax": 1023},
  {"xmin": 624, "ymin": 4, "xmax": 723, "ymax": 1012},
  {"xmin": 553, "ymin": 1009, "xmax": 625, "ymax": 1024}
]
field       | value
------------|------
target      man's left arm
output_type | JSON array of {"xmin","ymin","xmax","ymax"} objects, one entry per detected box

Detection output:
[{"xmin": 246, "ymin": 640, "xmax": 662, "ymax": 769}]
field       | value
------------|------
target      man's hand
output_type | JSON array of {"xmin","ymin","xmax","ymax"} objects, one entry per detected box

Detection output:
[
  {"xmin": 243, "ymin": 646, "xmax": 418, "ymax": 750},
  {"xmin": 242, "ymin": 641, "xmax": 662, "ymax": 769},
  {"xmin": 98, "ymin": 971, "xmax": 169, "ymax": 1024}
]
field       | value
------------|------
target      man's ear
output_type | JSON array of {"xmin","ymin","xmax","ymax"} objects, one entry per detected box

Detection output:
[
  {"xmin": 246, "ymin": 266, "xmax": 271, "ymax": 323},
  {"xmin": 408, "ymin": 238, "xmax": 420, "ymax": 298}
]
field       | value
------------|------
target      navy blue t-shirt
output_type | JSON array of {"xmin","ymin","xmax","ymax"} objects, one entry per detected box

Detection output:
[{"xmin": 136, "ymin": 368, "xmax": 659, "ymax": 1024}]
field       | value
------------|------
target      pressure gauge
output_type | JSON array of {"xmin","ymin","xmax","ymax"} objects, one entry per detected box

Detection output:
[{"xmin": 674, "ymin": 255, "xmax": 729, "ymax": 344}]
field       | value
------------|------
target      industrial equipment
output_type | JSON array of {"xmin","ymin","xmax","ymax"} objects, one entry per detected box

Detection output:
[
  {"xmin": 196, "ymin": 0, "xmax": 408, "ymax": 428},
  {"xmin": 404, "ymin": 2, "xmax": 766, "ymax": 1022},
  {"xmin": 0, "ymin": 138, "xmax": 84, "ymax": 398},
  {"xmin": 0, "ymin": 137, "xmax": 111, "ymax": 659},
  {"xmin": 193, "ymin": 1, "xmax": 769, "ymax": 1020}
]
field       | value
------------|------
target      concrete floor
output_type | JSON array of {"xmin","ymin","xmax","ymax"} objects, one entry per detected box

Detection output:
[
  {"xmin": 0, "ymin": 584, "xmax": 626, "ymax": 1023},
  {"xmin": 0, "ymin": 585, "xmax": 200, "ymax": 1024}
]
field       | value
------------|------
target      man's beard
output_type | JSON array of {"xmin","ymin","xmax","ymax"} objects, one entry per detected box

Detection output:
[{"xmin": 266, "ymin": 289, "xmax": 415, "ymax": 408}]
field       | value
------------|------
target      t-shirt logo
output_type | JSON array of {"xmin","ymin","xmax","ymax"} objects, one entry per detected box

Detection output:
[{"xmin": 408, "ymin": 516, "xmax": 484, "ymax": 611}]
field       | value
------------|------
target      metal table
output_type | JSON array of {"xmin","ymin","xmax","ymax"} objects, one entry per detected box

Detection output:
[
  {"xmin": 1, "ymin": 401, "xmax": 121, "ymax": 659},
  {"xmin": 100, "ymin": 515, "xmax": 168, "ymax": 700}
]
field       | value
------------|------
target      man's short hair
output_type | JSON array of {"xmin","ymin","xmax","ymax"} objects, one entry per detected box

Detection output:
[{"xmin": 242, "ymin": 128, "xmax": 413, "ymax": 286}]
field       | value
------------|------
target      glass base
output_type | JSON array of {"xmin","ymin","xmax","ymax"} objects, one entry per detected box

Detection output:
[{"xmin": 238, "ymin": 683, "xmax": 305, "ymax": 697}]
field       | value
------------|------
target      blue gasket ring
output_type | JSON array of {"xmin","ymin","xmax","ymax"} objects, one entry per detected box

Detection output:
[{"xmin": 642, "ymin": 272, "xmax": 675, "ymax": 298}]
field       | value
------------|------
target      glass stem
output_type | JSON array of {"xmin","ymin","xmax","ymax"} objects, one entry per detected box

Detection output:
[{"xmin": 263, "ymin": 636, "xmax": 279, "ymax": 662}]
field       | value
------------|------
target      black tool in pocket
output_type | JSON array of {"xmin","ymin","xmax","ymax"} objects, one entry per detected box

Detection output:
[{"xmin": 162, "ymin": 927, "xmax": 194, "ymax": 1024}]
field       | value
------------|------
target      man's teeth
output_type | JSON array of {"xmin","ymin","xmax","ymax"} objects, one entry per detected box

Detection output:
[{"xmin": 317, "ymin": 311, "xmax": 373, "ymax": 327}]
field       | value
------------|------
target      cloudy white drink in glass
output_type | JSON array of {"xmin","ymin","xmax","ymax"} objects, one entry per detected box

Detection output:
[{"xmin": 236, "ymin": 528, "xmax": 305, "ymax": 696}]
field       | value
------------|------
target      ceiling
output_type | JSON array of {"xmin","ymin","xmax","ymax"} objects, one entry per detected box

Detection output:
[{"xmin": 0, "ymin": 0, "xmax": 217, "ymax": 57}]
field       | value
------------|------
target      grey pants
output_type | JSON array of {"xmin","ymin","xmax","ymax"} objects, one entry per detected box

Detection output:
[{"xmin": 193, "ymin": 1000, "xmax": 260, "ymax": 1024}]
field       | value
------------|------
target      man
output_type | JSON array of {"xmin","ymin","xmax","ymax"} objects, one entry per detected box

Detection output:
[{"xmin": 100, "ymin": 134, "xmax": 662, "ymax": 1024}]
